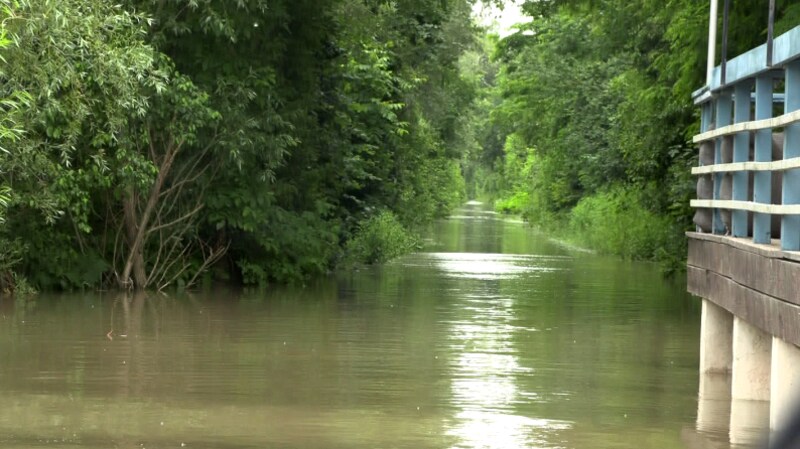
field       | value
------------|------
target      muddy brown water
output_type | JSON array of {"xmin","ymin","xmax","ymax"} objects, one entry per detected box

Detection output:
[{"xmin": 0, "ymin": 203, "xmax": 756, "ymax": 448}]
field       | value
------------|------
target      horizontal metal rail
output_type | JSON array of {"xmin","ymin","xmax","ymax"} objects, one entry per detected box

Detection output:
[
  {"xmin": 691, "ymin": 157, "xmax": 800, "ymax": 174},
  {"xmin": 697, "ymin": 25, "xmax": 800, "ymax": 97},
  {"xmin": 690, "ymin": 200, "xmax": 800, "ymax": 215},
  {"xmin": 690, "ymin": 24, "xmax": 800, "ymax": 249},
  {"xmin": 693, "ymin": 109, "xmax": 800, "ymax": 144}
]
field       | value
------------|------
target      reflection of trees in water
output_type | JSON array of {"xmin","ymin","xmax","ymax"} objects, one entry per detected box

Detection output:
[
  {"xmin": 0, "ymin": 295, "xmax": 12, "ymax": 317},
  {"xmin": 108, "ymin": 292, "xmax": 161, "ymax": 399},
  {"xmin": 108, "ymin": 292, "xmax": 143, "ymax": 340},
  {"xmin": 108, "ymin": 291, "xmax": 181, "ymax": 341},
  {"xmin": 461, "ymin": 210, "xmax": 503, "ymax": 254},
  {"xmin": 0, "ymin": 213, "xmax": 705, "ymax": 449}
]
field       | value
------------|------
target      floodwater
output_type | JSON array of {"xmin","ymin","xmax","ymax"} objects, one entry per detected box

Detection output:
[{"xmin": 0, "ymin": 203, "xmax": 761, "ymax": 448}]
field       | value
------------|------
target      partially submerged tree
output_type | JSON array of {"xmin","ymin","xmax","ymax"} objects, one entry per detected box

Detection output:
[
  {"xmin": 1, "ymin": 0, "xmax": 225, "ymax": 290},
  {"xmin": 1, "ymin": 0, "xmax": 483, "ymax": 290}
]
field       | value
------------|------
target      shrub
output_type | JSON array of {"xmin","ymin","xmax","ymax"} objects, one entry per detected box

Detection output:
[
  {"xmin": 568, "ymin": 185, "xmax": 677, "ymax": 261},
  {"xmin": 343, "ymin": 211, "xmax": 419, "ymax": 265},
  {"xmin": 495, "ymin": 190, "xmax": 530, "ymax": 215}
]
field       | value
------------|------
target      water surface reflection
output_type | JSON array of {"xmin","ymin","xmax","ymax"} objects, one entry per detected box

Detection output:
[
  {"xmin": 0, "ymin": 204, "xmax": 706, "ymax": 449},
  {"xmin": 442, "ymin": 285, "xmax": 570, "ymax": 448}
]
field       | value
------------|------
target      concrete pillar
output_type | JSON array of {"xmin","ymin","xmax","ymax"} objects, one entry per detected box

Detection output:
[
  {"xmin": 697, "ymin": 373, "xmax": 731, "ymax": 434},
  {"xmin": 700, "ymin": 300, "xmax": 733, "ymax": 374},
  {"xmin": 732, "ymin": 317, "xmax": 771, "ymax": 401},
  {"xmin": 770, "ymin": 337, "xmax": 800, "ymax": 430},
  {"xmin": 729, "ymin": 399, "xmax": 770, "ymax": 447}
]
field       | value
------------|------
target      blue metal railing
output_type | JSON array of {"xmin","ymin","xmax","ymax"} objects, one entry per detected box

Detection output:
[{"xmin": 691, "ymin": 25, "xmax": 800, "ymax": 250}]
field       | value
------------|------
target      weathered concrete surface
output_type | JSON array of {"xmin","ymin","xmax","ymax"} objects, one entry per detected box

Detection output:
[
  {"xmin": 697, "ymin": 373, "xmax": 731, "ymax": 434},
  {"xmin": 732, "ymin": 317, "xmax": 771, "ymax": 402},
  {"xmin": 770, "ymin": 337, "xmax": 800, "ymax": 430},
  {"xmin": 687, "ymin": 235, "xmax": 800, "ymax": 347},
  {"xmin": 700, "ymin": 300, "xmax": 733, "ymax": 374},
  {"xmin": 729, "ymin": 398, "xmax": 770, "ymax": 447}
]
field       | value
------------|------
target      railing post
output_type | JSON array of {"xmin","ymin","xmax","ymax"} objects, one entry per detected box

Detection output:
[
  {"xmin": 754, "ymin": 75, "xmax": 774, "ymax": 244},
  {"xmin": 782, "ymin": 60, "xmax": 800, "ymax": 250},
  {"xmin": 701, "ymin": 101, "xmax": 713, "ymax": 132},
  {"xmin": 695, "ymin": 101, "xmax": 715, "ymax": 234},
  {"xmin": 715, "ymin": 90, "xmax": 733, "ymax": 235},
  {"xmin": 732, "ymin": 81, "xmax": 752, "ymax": 237}
]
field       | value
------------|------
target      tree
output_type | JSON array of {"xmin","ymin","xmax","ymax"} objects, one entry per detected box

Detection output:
[
  {"xmin": 1, "ymin": 0, "xmax": 225, "ymax": 290},
  {"xmin": 1, "ymin": 0, "xmax": 486, "ymax": 290}
]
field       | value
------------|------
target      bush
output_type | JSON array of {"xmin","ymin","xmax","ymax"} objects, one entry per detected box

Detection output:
[
  {"xmin": 495, "ymin": 190, "xmax": 530, "ymax": 215},
  {"xmin": 232, "ymin": 208, "xmax": 340, "ymax": 286},
  {"xmin": 568, "ymin": 185, "xmax": 678, "ymax": 261},
  {"xmin": 343, "ymin": 211, "xmax": 419, "ymax": 265}
]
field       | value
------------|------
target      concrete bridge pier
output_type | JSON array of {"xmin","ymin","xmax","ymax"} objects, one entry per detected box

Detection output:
[
  {"xmin": 689, "ymin": 10, "xmax": 800, "ymax": 446},
  {"xmin": 696, "ymin": 295, "xmax": 800, "ymax": 441},
  {"xmin": 730, "ymin": 399, "xmax": 770, "ymax": 447},
  {"xmin": 729, "ymin": 317, "xmax": 772, "ymax": 445},
  {"xmin": 697, "ymin": 299, "xmax": 733, "ymax": 436},
  {"xmin": 770, "ymin": 337, "xmax": 800, "ymax": 430},
  {"xmin": 732, "ymin": 317, "xmax": 771, "ymax": 402},
  {"xmin": 696, "ymin": 372, "xmax": 731, "ymax": 435},
  {"xmin": 699, "ymin": 300, "xmax": 732, "ymax": 375}
]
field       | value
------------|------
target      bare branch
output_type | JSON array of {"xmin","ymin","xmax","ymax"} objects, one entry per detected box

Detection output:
[
  {"xmin": 185, "ymin": 240, "xmax": 229, "ymax": 289},
  {"xmin": 147, "ymin": 202, "xmax": 203, "ymax": 235}
]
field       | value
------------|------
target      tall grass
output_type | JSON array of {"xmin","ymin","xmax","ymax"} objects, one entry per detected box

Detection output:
[{"xmin": 568, "ymin": 185, "xmax": 682, "ymax": 262}]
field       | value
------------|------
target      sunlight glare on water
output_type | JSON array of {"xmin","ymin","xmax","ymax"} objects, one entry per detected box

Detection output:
[
  {"xmin": 430, "ymin": 252, "xmax": 563, "ymax": 280},
  {"xmin": 442, "ymin": 284, "xmax": 570, "ymax": 449}
]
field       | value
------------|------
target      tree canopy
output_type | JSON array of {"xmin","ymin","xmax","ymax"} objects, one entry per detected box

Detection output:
[
  {"xmin": 0, "ymin": 0, "xmax": 479, "ymax": 291},
  {"xmin": 472, "ymin": 0, "xmax": 800, "ymax": 270},
  {"xmin": 1, "ymin": 0, "xmax": 797, "ymax": 291}
]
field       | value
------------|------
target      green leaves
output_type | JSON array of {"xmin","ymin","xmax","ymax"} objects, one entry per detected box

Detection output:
[
  {"xmin": 343, "ymin": 210, "xmax": 419, "ymax": 266},
  {"xmin": 8, "ymin": 2, "xmax": 157, "ymax": 196},
  {"xmin": 0, "ymin": 0, "xmax": 481, "ymax": 290},
  {"xmin": 0, "ymin": 185, "xmax": 9, "ymax": 225},
  {"xmin": 471, "ymin": 0, "xmax": 721, "ymax": 265}
]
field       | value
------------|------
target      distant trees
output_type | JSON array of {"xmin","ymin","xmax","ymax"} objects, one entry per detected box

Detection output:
[{"xmin": 471, "ymin": 0, "xmax": 800, "ymax": 267}]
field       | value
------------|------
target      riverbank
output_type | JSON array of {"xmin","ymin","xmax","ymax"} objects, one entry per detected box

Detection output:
[
  {"xmin": 488, "ymin": 187, "xmax": 689, "ymax": 276},
  {"xmin": 0, "ymin": 0, "xmax": 473, "ymax": 293}
]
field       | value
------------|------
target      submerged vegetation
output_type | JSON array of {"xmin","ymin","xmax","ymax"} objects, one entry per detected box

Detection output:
[
  {"xmin": 1, "ymin": 0, "xmax": 798, "ymax": 291},
  {"xmin": 343, "ymin": 211, "xmax": 420, "ymax": 266}
]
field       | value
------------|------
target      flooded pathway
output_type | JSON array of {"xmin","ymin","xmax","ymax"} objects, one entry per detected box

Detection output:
[{"xmin": 0, "ymin": 204, "xmax": 716, "ymax": 448}]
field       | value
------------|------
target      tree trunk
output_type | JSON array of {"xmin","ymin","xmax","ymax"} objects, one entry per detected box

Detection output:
[
  {"xmin": 119, "ymin": 142, "xmax": 180, "ymax": 290},
  {"xmin": 122, "ymin": 191, "xmax": 147, "ymax": 289}
]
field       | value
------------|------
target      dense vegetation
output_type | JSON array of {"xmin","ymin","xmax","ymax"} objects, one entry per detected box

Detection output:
[
  {"xmin": 473, "ymin": 0, "xmax": 800, "ymax": 271},
  {"xmin": 2, "ymin": 0, "xmax": 798, "ymax": 291},
  {"xmin": 0, "ymin": 0, "xmax": 481, "ymax": 291}
]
